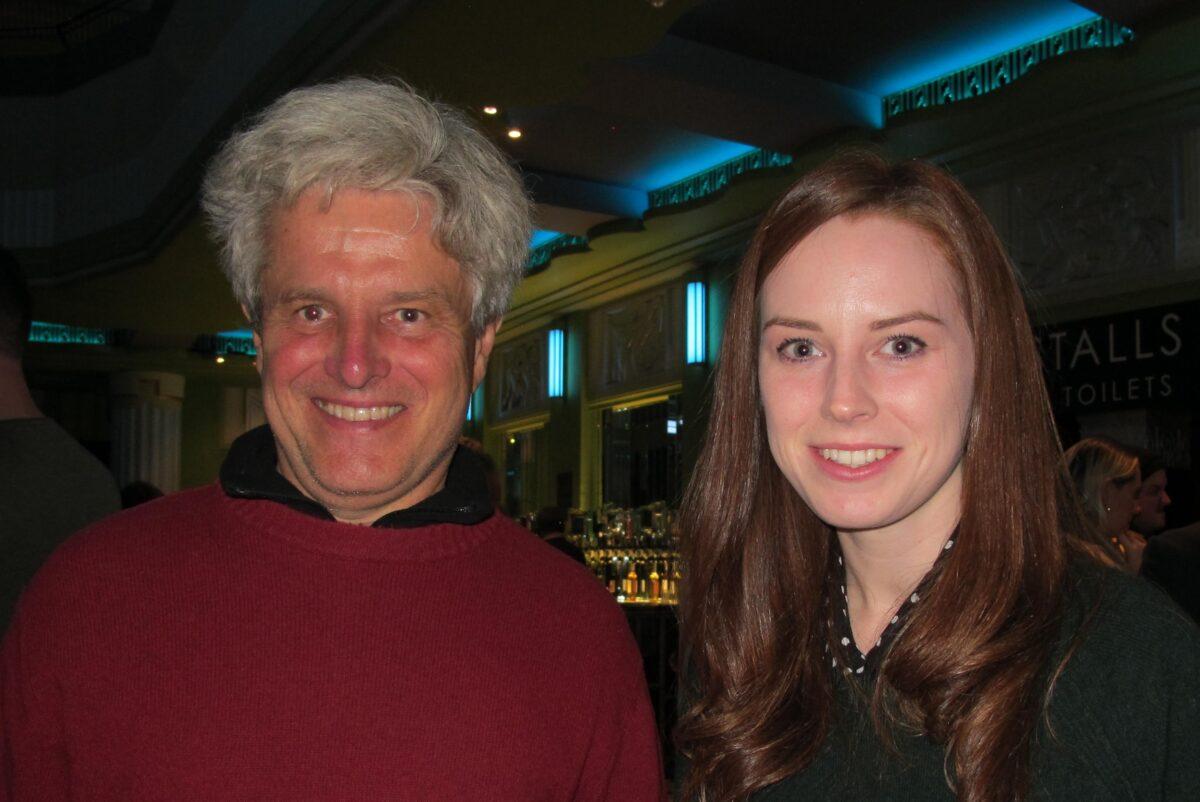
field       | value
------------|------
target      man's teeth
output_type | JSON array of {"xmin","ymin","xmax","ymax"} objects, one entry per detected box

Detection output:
[
  {"xmin": 315, "ymin": 400, "xmax": 404, "ymax": 422},
  {"xmin": 820, "ymin": 448, "xmax": 892, "ymax": 468}
]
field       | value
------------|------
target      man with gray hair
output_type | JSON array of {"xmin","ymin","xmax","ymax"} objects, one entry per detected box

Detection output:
[{"xmin": 2, "ymin": 79, "xmax": 664, "ymax": 800}]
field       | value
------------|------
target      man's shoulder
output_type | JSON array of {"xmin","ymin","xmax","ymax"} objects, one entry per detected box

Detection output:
[
  {"xmin": 1149, "ymin": 522, "xmax": 1200, "ymax": 554},
  {"xmin": 29, "ymin": 485, "xmax": 224, "ymax": 585},
  {"xmin": 476, "ymin": 514, "xmax": 628, "ymax": 618},
  {"xmin": 0, "ymin": 417, "xmax": 119, "ymax": 505}
]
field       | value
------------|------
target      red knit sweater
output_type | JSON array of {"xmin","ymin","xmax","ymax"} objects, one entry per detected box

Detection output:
[{"xmin": 2, "ymin": 484, "xmax": 665, "ymax": 800}]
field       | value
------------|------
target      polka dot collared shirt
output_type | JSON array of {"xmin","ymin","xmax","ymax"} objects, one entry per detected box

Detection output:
[{"xmin": 827, "ymin": 536, "xmax": 955, "ymax": 677}]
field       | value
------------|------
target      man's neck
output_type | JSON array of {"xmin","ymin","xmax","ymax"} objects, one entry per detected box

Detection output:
[{"xmin": 0, "ymin": 357, "xmax": 42, "ymax": 420}]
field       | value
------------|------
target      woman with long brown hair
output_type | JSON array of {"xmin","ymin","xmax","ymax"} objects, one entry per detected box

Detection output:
[{"xmin": 675, "ymin": 151, "xmax": 1200, "ymax": 801}]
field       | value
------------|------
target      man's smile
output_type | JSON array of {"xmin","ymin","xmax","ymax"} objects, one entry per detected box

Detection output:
[{"xmin": 313, "ymin": 398, "xmax": 406, "ymax": 422}]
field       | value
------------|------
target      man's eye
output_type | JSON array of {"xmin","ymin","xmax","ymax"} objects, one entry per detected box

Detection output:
[
  {"xmin": 881, "ymin": 334, "xmax": 927, "ymax": 359},
  {"xmin": 396, "ymin": 309, "xmax": 424, "ymax": 324},
  {"xmin": 299, "ymin": 305, "xmax": 325, "ymax": 323},
  {"xmin": 778, "ymin": 338, "xmax": 822, "ymax": 361}
]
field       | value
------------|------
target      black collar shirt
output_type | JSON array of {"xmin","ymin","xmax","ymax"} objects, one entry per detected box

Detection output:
[{"xmin": 219, "ymin": 424, "xmax": 494, "ymax": 528}]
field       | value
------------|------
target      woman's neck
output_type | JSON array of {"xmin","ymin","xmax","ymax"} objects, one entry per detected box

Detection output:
[{"xmin": 837, "ymin": 481, "xmax": 960, "ymax": 651}]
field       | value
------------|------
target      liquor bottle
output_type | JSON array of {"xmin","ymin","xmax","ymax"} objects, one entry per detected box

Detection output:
[
  {"xmin": 625, "ymin": 560, "xmax": 639, "ymax": 601},
  {"xmin": 649, "ymin": 562, "xmax": 661, "ymax": 602}
]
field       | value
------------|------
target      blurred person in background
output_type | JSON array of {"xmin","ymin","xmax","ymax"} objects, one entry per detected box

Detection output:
[
  {"xmin": 0, "ymin": 250, "xmax": 119, "ymax": 633},
  {"xmin": 1130, "ymin": 448, "xmax": 1171, "ymax": 538},
  {"xmin": 1129, "ymin": 449, "xmax": 1200, "ymax": 623},
  {"xmin": 1065, "ymin": 437, "xmax": 1145, "ymax": 573}
]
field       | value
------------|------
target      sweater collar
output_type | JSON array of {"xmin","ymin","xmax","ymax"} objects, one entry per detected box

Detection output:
[{"xmin": 219, "ymin": 424, "xmax": 494, "ymax": 528}]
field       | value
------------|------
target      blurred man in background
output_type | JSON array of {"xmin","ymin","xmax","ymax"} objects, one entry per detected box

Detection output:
[{"xmin": 0, "ymin": 250, "xmax": 119, "ymax": 632}]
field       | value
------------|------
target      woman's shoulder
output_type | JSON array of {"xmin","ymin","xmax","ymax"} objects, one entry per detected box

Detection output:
[{"xmin": 1032, "ymin": 562, "xmax": 1200, "ymax": 798}]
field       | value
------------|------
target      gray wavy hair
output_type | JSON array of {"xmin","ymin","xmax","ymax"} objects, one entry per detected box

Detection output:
[{"xmin": 201, "ymin": 77, "xmax": 532, "ymax": 332}]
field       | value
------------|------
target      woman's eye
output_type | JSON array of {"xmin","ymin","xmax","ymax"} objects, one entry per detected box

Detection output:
[
  {"xmin": 778, "ymin": 338, "xmax": 822, "ymax": 361},
  {"xmin": 881, "ymin": 334, "xmax": 927, "ymax": 359}
]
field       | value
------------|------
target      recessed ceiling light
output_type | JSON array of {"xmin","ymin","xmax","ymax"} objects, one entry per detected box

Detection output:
[
  {"xmin": 482, "ymin": 105, "xmax": 499, "ymax": 115},
  {"xmin": 507, "ymin": 128, "xmax": 522, "ymax": 140}
]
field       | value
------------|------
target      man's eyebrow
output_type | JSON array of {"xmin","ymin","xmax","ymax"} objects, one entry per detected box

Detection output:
[
  {"xmin": 267, "ymin": 288, "xmax": 451, "ymax": 306},
  {"xmin": 271, "ymin": 287, "xmax": 330, "ymax": 306},
  {"xmin": 761, "ymin": 316, "xmax": 822, "ymax": 333},
  {"xmin": 384, "ymin": 289, "xmax": 449, "ymax": 305},
  {"xmin": 869, "ymin": 311, "xmax": 945, "ymax": 330}
]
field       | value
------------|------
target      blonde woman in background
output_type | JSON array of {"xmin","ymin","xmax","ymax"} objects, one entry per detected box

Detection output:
[{"xmin": 1064, "ymin": 436, "xmax": 1145, "ymax": 573}]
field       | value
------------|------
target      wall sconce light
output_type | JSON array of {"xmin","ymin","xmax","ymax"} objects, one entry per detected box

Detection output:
[
  {"xmin": 686, "ymin": 281, "xmax": 706, "ymax": 364},
  {"xmin": 547, "ymin": 328, "xmax": 565, "ymax": 397}
]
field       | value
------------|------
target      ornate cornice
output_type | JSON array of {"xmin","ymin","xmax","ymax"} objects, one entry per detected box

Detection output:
[
  {"xmin": 647, "ymin": 149, "xmax": 793, "ymax": 210},
  {"xmin": 28, "ymin": 321, "xmax": 110, "ymax": 346},
  {"xmin": 526, "ymin": 234, "xmax": 590, "ymax": 273},
  {"xmin": 884, "ymin": 17, "xmax": 1134, "ymax": 122}
]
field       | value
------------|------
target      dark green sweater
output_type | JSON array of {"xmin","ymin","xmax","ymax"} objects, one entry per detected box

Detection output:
[{"xmin": 753, "ymin": 567, "xmax": 1200, "ymax": 801}]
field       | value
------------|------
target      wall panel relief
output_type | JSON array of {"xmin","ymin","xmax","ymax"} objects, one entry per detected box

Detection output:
[
  {"xmin": 1005, "ymin": 143, "xmax": 1172, "ymax": 289},
  {"xmin": 589, "ymin": 283, "xmax": 683, "ymax": 398},
  {"xmin": 491, "ymin": 331, "xmax": 546, "ymax": 421}
]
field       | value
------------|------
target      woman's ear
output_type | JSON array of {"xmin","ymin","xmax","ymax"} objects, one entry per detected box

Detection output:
[{"xmin": 1099, "ymin": 480, "xmax": 1117, "ymax": 512}]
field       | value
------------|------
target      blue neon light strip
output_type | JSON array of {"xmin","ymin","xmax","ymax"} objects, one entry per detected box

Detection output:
[
  {"xmin": 649, "ymin": 149, "xmax": 793, "ymax": 211},
  {"xmin": 526, "ymin": 234, "xmax": 589, "ymax": 272},
  {"xmin": 214, "ymin": 329, "xmax": 256, "ymax": 357},
  {"xmin": 28, "ymin": 321, "xmax": 110, "ymax": 346},
  {"xmin": 547, "ymin": 328, "xmax": 565, "ymax": 397},
  {"xmin": 883, "ymin": 16, "xmax": 1133, "ymax": 121},
  {"xmin": 465, "ymin": 395, "xmax": 474, "ymax": 422},
  {"xmin": 530, "ymin": 230, "xmax": 564, "ymax": 249},
  {"xmin": 686, "ymin": 282, "xmax": 706, "ymax": 365}
]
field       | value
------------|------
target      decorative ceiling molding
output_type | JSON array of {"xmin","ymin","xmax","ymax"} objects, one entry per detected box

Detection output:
[
  {"xmin": 523, "ymin": 147, "xmax": 792, "ymax": 277},
  {"xmin": 884, "ymin": 16, "xmax": 1134, "ymax": 121},
  {"xmin": 28, "ymin": 321, "xmax": 111, "ymax": 346},
  {"xmin": 647, "ymin": 148, "xmax": 793, "ymax": 210},
  {"xmin": 527, "ymin": 234, "xmax": 590, "ymax": 273}
]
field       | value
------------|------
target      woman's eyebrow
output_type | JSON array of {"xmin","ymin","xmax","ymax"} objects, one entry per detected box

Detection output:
[
  {"xmin": 761, "ymin": 316, "xmax": 822, "ymax": 333},
  {"xmin": 870, "ymin": 311, "xmax": 945, "ymax": 330}
]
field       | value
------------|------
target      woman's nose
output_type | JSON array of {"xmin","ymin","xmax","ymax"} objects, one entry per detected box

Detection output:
[{"xmin": 821, "ymin": 358, "xmax": 877, "ymax": 423}]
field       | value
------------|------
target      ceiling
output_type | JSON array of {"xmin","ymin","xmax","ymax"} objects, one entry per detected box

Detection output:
[{"xmin": 0, "ymin": 0, "xmax": 1190, "ymax": 293}]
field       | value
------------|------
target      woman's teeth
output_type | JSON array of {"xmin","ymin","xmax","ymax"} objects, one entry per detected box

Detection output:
[
  {"xmin": 315, "ymin": 400, "xmax": 404, "ymax": 422},
  {"xmin": 820, "ymin": 448, "xmax": 892, "ymax": 468}
]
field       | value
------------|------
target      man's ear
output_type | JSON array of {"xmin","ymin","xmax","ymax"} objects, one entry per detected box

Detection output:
[
  {"xmin": 242, "ymin": 304, "xmax": 264, "ymax": 376},
  {"xmin": 472, "ymin": 319, "xmax": 501, "ymax": 389}
]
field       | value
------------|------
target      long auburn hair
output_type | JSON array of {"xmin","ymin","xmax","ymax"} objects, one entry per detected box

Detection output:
[{"xmin": 676, "ymin": 151, "xmax": 1085, "ymax": 802}]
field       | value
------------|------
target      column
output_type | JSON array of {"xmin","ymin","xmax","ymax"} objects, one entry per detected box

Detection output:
[{"xmin": 110, "ymin": 371, "xmax": 185, "ymax": 493}]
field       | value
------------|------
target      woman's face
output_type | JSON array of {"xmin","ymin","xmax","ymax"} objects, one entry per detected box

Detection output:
[
  {"xmin": 1102, "ymin": 471, "xmax": 1142, "ymax": 536},
  {"xmin": 758, "ymin": 213, "xmax": 976, "ymax": 537}
]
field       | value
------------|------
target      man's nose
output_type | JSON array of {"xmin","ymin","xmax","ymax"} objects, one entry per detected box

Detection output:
[
  {"xmin": 325, "ymin": 317, "xmax": 390, "ymax": 388},
  {"xmin": 821, "ymin": 357, "xmax": 877, "ymax": 423}
]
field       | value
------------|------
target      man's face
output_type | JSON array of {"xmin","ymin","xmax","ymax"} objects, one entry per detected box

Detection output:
[
  {"xmin": 253, "ymin": 186, "xmax": 496, "ymax": 524},
  {"xmin": 1133, "ymin": 468, "xmax": 1171, "ymax": 534}
]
